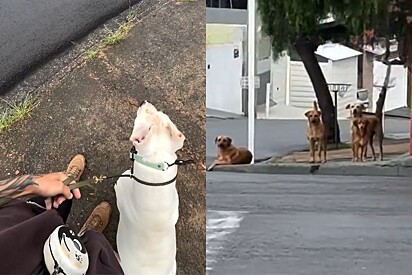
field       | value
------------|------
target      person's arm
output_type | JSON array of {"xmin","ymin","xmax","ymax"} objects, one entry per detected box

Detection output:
[
  {"xmin": 0, "ymin": 175, "xmax": 40, "ymax": 206},
  {"xmin": 0, "ymin": 172, "xmax": 74, "ymax": 208}
]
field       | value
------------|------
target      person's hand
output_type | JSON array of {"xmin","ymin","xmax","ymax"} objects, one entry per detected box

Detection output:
[{"xmin": 31, "ymin": 172, "xmax": 81, "ymax": 209}]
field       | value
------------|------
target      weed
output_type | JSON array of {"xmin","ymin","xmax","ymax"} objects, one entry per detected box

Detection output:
[
  {"xmin": 87, "ymin": 48, "xmax": 100, "ymax": 59},
  {"xmin": 104, "ymin": 10, "xmax": 136, "ymax": 46},
  {"xmin": 0, "ymin": 96, "xmax": 38, "ymax": 133}
]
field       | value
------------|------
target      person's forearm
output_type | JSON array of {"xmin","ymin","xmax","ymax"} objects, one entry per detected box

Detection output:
[{"xmin": 0, "ymin": 175, "xmax": 39, "ymax": 207}]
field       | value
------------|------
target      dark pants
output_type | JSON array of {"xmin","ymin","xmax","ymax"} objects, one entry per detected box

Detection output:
[{"xmin": 0, "ymin": 198, "xmax": 124, "ymax": 274}]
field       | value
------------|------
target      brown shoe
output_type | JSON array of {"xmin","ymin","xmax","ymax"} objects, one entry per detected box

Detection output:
[
  {"xmin": 65, "ymin": 154, "xmax": 86, "ymax": 182},
  {"xmin": 78, "ymin": 201, "xmax": 112, "ymax": 236}
]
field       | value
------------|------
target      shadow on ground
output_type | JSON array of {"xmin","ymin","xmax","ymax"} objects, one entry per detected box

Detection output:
[{"xmin": 0, "ymin": 0, "xmax": 205, "ymax": 274}]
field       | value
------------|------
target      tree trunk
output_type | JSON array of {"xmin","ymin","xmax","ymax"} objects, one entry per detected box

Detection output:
[
  {"xmin": 294, "ymin": 36, "xmax": 340, "ymax": 144},
  {"xmin": 375, "ymin": 37, "xmax": 392, "ymax": 121},
  {"xmin": 374, "ymin": 63, "xmax": 391, "ymax": 121}
]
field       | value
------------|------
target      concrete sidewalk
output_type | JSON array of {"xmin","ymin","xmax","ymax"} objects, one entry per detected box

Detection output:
[
  {"xmin": 212, "ymin": 140, "xmax": 412, "ymax": 177},
  {"xmin": 276, "ymin": 141, "xmax": 409, "ymax": 163},
  {"xmin": 0, "ymin": 0, "xmax": 205, "ymax": 274}
]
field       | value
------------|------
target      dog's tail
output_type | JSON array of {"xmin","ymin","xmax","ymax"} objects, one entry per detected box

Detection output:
[{"xmin": 313, "ymin": 100, "xmax": 319, "ymax": 111}]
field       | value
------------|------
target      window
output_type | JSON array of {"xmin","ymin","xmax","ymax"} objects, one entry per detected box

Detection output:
[{"xmin": 206, "ymin": 0, "xmax": 247, "ymax": 9}]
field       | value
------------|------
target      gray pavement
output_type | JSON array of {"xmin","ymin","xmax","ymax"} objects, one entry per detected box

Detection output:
[
  {"xmin": 206, "ymin": 114, "xmax": 410, "ymax": 166},
  {"xmin": 0, "ymin": 0, "xmax": 141, "ymax": 93},
  {"xmin": 206, "ymin": 172, "xmax": 412, "ymax": 275}
]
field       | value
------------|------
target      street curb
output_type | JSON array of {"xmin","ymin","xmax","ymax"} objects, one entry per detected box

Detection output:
[{"xmin": 210, "ymin": 162, "xmax": 412, "ymax": 177}]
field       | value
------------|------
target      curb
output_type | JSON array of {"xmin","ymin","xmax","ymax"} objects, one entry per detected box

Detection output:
[{"xmin": 211, "ymin": 163, "xmax": 412, "ymax": 177}]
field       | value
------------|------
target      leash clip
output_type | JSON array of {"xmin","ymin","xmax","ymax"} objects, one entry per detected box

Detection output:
[{"xmin": 166, "ymin": 159, "xmax": 195, "ymax": 169}]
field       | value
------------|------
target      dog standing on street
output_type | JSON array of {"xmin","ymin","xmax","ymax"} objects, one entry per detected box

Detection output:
[
  {"xmin": 351, "ymin": 118, "xmax": 370, "ymax": 161},
  {"xmin": 305, "ymin": 101, "xmax": 327, "ymax": 163},
  {"xmin": 115, "ymin": 101, "xmax": 185, "ymax": 275},
  {"xmin": 346, "ymin": 102, "xmax": 383, "ymax": 161},
  {"xmin": 207, "ymin": 135, "xmax": 252, "ymax": 171}
]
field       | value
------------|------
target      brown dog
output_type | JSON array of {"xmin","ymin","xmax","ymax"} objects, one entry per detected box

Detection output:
[
  {"xmin": 207, "ymin": 135, "xmax": 253, "ymax": 171},
  {"xmin": 352, "ymin": 118, "xmax": 369, "ymax": 162},
  {"xmin": 345, "ymin": 102, "xmax": 383, "ymax": 161},
  {"xmin": 305, "ymin": 101, "xmax": 327, "ymax": 163}
]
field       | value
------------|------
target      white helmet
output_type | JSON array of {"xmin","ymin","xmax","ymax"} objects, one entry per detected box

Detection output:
[{"xmin": 43, "ymin": 225, "xmax": 89, "ymax": 275}]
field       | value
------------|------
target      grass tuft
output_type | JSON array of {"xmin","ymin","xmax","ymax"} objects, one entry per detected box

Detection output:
[
  {"xmin": 0, "ymin": 96, "xmax": 38, "ymax": 134},
  {"xmin": 104, "ymin": 11, "xmax": 136, "ymax": 46},
  {"xmin": 87, "ymin": 48, "xmax": 100, "ymax": 59}
]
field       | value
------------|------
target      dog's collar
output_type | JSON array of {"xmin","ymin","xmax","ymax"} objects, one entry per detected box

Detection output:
[
  {"xmin": 130, "ymin": 150, "xmax": 169, "ymax": 171},
  {"xmin": 129, "ymin": 147, "xmax": 194, "ymax": 171}
]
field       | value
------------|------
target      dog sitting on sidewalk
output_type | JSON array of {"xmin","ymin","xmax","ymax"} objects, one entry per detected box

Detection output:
[
  {"xmin": 115, "ymin": 101, "xmax": 185, "ymax": 275},
  {"xmin": 346, "ymin": 102, "xmax": 383, "ymax": 161},
  {"xmin": 207, "ymin": 135, "xmax": 253, "ymax": 171},
  {"xmin": 305, "ymin": 101, "xmax": 327, "ymax": 163}
]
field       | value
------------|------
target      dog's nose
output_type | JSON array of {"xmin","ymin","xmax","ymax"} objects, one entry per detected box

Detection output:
[{"xmin": 139, "ymin": 100, "xmax": 148, "ymax": 107}]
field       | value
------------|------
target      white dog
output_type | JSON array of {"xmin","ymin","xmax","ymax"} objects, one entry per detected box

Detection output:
[{"xmin": 115, "ymin": 101, "xmax": 185, "ymax": 275}]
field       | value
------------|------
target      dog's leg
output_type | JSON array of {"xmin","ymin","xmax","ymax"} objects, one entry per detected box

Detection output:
[
  {"xmin": 354, "ymin": 143, "xmax": 360, "ymax": 162},
  {"xmin": 351, "ymin": 142, "xmax": 356, "ymax": 162},
  {"xmin": 309, "ymin": 139, "xmax": 315, "ymax": 163},
  {"xmin": 207, "ymin": 161, "xmax": 217, "ymax": 171},
  {"xmin": 322, "ymin": 140, "xmax": 327, "ymax": 163},
  {"xmin": 378, "ymin": 130, "xmax": 384, "ymax": 161},
  {"xmin": 369, "ymin": 134, "xmax": 376, "ymax": 161},
  {"xmin": 317, "ymin": 141, "xmax": 322, "ymax": 163},
  {"xmin": 360, "ymin": 144, "xmax": 366, "ymax": 162}
]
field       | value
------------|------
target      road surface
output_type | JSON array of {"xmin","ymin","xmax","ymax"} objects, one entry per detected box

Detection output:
[
  {"xmin": 207, "ymin": 172, "xmax": 412, "ymax": 275},
  {"xmin": 0, "ymin": 0, "xmax": 141, "ymax": 93}
]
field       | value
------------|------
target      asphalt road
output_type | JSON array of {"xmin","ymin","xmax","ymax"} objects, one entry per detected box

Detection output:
[
  {"xmin": 206, "ymin": 116, "xmax": 410, "ymax": 166},
  {"xmin": 207, "ymin": 172, "xmax": 412, "ymax": 275},
  {"xmin": 0, "ymin": 0, "xmax": 141, "ymax": 93}
]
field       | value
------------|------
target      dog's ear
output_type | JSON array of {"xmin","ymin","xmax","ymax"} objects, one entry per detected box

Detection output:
[
  {"xmin": 360, "ymin": 104, "xmax": 366, "ymax": 110},
  {"xmin": 304, "ymin": 111, "xmax": 311, "ymax": 118},
  {"xmin": 345, "ymin": 103, "xmax": 351, "ymax": 110},
  {"xmin": 318, "ymin": 111, "xmax": 322, "ymax": 117},
  {"xmin": 215, "ymin": 136, "xmax": 219, "ymax": 144},
  {"xmin": 166, "ymin": 121, "xmax": 185, "ymax": 151},
  {"xmin": 227, "ymin": 137, "xmax": 232, "ymax": 145}
]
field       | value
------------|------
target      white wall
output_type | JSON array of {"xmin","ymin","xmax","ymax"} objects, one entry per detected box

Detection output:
[
  {"xmin": 206, "ymin": 24, "xmax": 245, "ymax": 114},
  {"xmin": 372, "ymin": 61, "xmax": 408, "ymax": 112},
  {"xmin": 206, "ymin": 43, "xmax": 243, "ymax": 114},
  {"xmin": 329, "ymin": 57, "xmax": 359, "ymax": 118},
  {"xmin": 270, "ymin": 54, "xmax": 288, "ymax": 105},
  {"xmin": 288, "ymin": 60, "xmax": 331, "ymax": 108},
  {"xmin": 269, "ymin": 57, "xmax": 359, "ymax": 119}
]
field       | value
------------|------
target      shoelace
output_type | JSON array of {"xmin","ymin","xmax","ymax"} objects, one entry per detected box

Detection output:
[{"xmin": 67, "ymin": 166, "xmax": 81, "ymax": 180}]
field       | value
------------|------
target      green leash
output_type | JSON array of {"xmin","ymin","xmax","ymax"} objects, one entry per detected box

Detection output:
[{"xmin": 63, "ymin": 175, "xmax": 104, "ymax": 190}]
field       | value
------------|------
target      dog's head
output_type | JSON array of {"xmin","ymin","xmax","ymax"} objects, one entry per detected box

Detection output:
[
  {"xmin": 304, "ymin": 109, "xmax": 322, "ymax": 125},
  {"xmin": 353, "ymin": 118, "xmax": 368, "ymax": 133},
  {"xmin": 346, "ymin": 102, "xmax": 365, "ymax": 118},
  {"xmin": 215, "ymin": 135, "xmax": 232, "ymax": 149},
  {"xmin": 129, "ymin": 100, "xmax": 185, "ymax": 154}
]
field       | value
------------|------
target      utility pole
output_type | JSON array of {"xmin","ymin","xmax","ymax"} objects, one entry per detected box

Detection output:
[{"xmin": 247, "ymin": 0, "xmax": 256, "ymax": 163}]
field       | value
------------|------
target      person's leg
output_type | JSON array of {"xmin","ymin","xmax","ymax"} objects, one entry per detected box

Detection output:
[
  {"xmin": 78, "ymin": 201, "xmax": 123, "ymax": 273},
  {"xmin": 26, "ymin": 154, "xmax": 86, "ymax": 222},
  {"xmin": 78, "ymin": 201, "xmax": 111, "ymax": 236}
]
